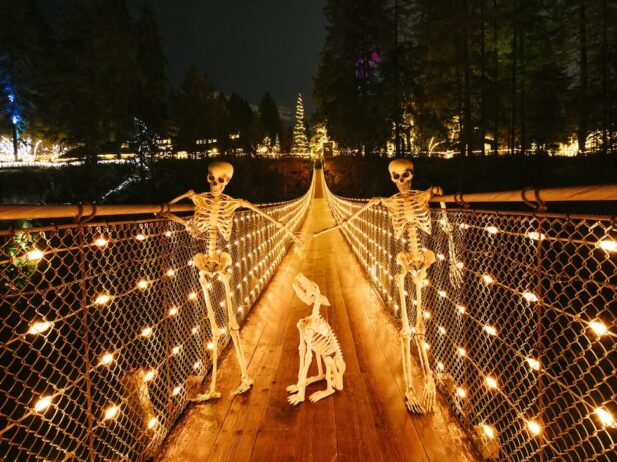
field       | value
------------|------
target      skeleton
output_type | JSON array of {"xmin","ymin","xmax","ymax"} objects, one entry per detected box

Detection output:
[
  {"xmin": 316, "ymin": 159, "xmax": 461, "ymax": 413},
  {"xmin": 287, "ymin": 273, "xmax": 346, "ymax": 405},
  {"xmin": 165, "ymin": 161, "xmax": 301, "ymax": 401}
]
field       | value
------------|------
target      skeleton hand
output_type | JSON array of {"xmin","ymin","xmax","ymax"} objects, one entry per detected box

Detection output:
[
  {"xmin": 449, "ymin": 260, "xmax": 464, "ymax": 288},
  {"xmin": 422, "ymin": 373, "xmax": 436, "ymax": 413},
  {"xmin": 431, "ymin": 186, "xmax": 443, "ymax": 197}
]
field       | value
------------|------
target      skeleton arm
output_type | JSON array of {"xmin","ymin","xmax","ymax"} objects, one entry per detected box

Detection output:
[
  {"xmin": 431, "ymin": 187, "xmax": 463, "ymax": 288},
  {"xmin": 238, "ymin": 199, "xmax": 302, "ymax": 245},
  {"xmin": 314, "ymin": 197, "xmax": 382, "ymax": 237},
  {"xmin": 162, "ymin": 190, "xmax": 196, "ymax": 228}
]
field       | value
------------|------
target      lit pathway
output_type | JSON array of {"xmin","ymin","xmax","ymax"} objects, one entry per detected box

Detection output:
[{"xmin": 158, "ymin": 170, "xmax": 476, "ymax": 461}]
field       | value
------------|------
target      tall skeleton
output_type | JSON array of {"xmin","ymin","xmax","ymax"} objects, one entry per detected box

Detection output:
[
  {"xmin": 165, "ymin": 161, "xmax": 301, "ymax": 400},
  {"xmin": 287, "ymin": 273, "xmax": 346, "ymax": 405},
  {"xmin": 316, "ymin": 159, "xmax": 462, "ymax": 413}
]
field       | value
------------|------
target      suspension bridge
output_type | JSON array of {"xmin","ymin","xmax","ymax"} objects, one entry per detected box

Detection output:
[{"xmin": 1, "ymin": 168, "xmax": 615, "ymax": 461}]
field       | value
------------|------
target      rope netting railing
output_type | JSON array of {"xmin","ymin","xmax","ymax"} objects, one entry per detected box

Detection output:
[
  {"xmin": 323, "ymin": 175, "xmax": 616, "ymax": 461},
  {"xmin": 0, "ymin": 176, "xmax": 313, "ymax": 461}
]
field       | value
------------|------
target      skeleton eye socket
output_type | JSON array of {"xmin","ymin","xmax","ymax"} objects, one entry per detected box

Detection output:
[
  {"xmin": 208, "ymin": 174, "xmax": 215, "ymax": 182},
  {"xmin": 402, "ymin": 171, "xmax": 410, "ymax": 178},
  {"xmin": 218, "ymin": 177, "xmax": 226, "ymax": 184},
  {"xmin": 392, "ymin": 173, "xmax": 400, "ymax": 180}
]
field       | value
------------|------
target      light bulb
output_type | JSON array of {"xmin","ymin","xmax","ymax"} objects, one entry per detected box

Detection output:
[
  {"xmin": 27, "ymin": 248, "xmax": 44, "ymax": 261},
  {"xmin": 137, "ymin": 279, "xmax": 149, "ymax": 290},
  {"xmin": 595, "ymin": 408, "xmax": 614, "ymax": 427},
  {"xmin": 172, "ymin": 386, "xmax": 182, "ymax": 396},
  {"xmin": 143, "ymin": 370, "xmax": 156, "ymax": 382},
  {"xmin": 104, "ymin": 405, "xmax": 119, "ymax": 421},
  {"xmin": 28, "ymin": 320, "xmax": 51, "ymax": 335},
  {"xmin": 589, "ymin": 320, "xmax": 607, "ymax": 337},
  {"xmin": 168, "ymin": 307, "xmax": 178, "ymax": 316},
  {"xmin": 482, "ymin": 274, "xmax": 494, "ymax": 285},
  {"xmin": 486, "ymin": 226, "xmax": 498, "ymax": 234},
  {"xmin": 527, "ymin": 420, "xmax": 542, "ymax": 436},
  {"xmin": 166, "ymin": 269, "xmax": 175, "ymax": 277},
  {"xmin": 526, "ymin": 358, "xmax": 541, "ymax": 371},
  {"xmin": 141, "ymin": 327, "xmax": 153, "ymax": 338},
  {"xmin": 147, "ymin": 417, "xmax": 158, "ymax": 429},
  {"xmin": 596, "ymin": 240, "xmax": 617, "ymax": 252},
  {"xmin": 484, "ymin": 325, "xmax": 497, "ymax": 336},
  {"xmin": 94, "ymin": 237, "xmax": 108, "ymax": 247},
  {"xmin": 135, "ymin": 233, "xmax": 146, "ymax": 241},
  {"xmin": 172, "ymin": 345, "xmax": 181, "ymax": 355},
  {"xmin": 95, "ymin": 294, "xmax": 111, "ymax": 305},
  {"xmin": 482, "ymin": 424, "xmax": 495, "ymax": 439},
  {"xmin": 100, "ymin": 352, "xmax": 114, "ymax": 366},
  {"xmin": 522, "ymin": 291, "xmax": 538, "ymax": 302},
  {"xmin": 485, "ymin": 376, "xmax": 498, "ymax": 389},
  {"xmin": 456, "ymin": 387, "xmax": 467, "ymax": 398},
  {"xmin": 34, "ymin": 396, "xmax": 53, "ymax": 413}
]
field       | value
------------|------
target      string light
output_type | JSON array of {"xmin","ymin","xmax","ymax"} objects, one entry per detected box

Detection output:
[
  {"xmin": 27, "ymin": 248, "xmax": 44, "ymax": 261},
  {"xmin": 147, "ymin": 417, "xmax": 158, "ymax": 430},
  {"xmin": 486, "ymin": 225, "xmax": 498, "ymax": 234},
  {"xmin": 589, "ymin": 320, "xmax": 608, "ymax": 337},
  {"xmin": 172, "ymin": 386, "xmax": 182, "ymax": 396},
  {"xmin": 526, "ymin": 358, "xmax": 541, "ymax": 371},
  {"xmin": 104, "ymin": 405, "xmax": 119, "ymax": 421},
  {"xmin": 193, "ymin": 361, "xmax": 201, "ymax": 370},
  {"xmin": 191, "ymin": 326, "xmax": 199, "ymax": 335},
  {"xmin": 522, "ymin": 291, "xmax": 538, "ymax": 302},
  {"xmin": 34, "ymin": 396, "xmax": 53, "ymax": 413},
  {"xmin": 137, "ymin": 279, "xmax": 149, "ymax": 290},
  {"xmin": 143, "ymin": 370, "xmax": 156, "ymax": 382},
  {"xmin": 484, "ymin": 325, "xmax": 498, "ymax": 336},
  {"xmin": 457, "ymin": 305, "xmax": 466, "ymax": 315},
  {"xmin": 527, "ymin": 420, "xmax": 542, "ymax": 436},
  {"xmin": 596, "ymin": 240, "xmax": 617, "ymax": 252},
  {"xmin": 437, "ymin": 362, "xmax": 445, "ymax": 372},
  {"xmin": 164, "ymin": 231, "xmax": 172, "ymax": 237},
  {"xmin": 172, "ymin": 345, "xmax": 181, "ymax": 355},
  {"xmin": 595, "ymin": 408, "xmax": 615, "ymax": 427},
  {"xmin": 438, "ymin": 326, "xmax": 446, "ymax": 335},
  {"xmin": 95, "ymin": 294, "xmax": 111, "ymax": 305},
  {"xmin": 28, "ymin": 320, "xmax": 51, "ymax": 335},
  {"xmin": 166, "ymin": 269, "xmax": 175, "ymax": 277},
  {"xmin": 456, "ymin": 387, "xmax": 467, "ymax": 398},
  {"xmin": 482, "ymin": 424, "xmax": 495, "ymax": 439},
  {"xmin": 100, "ymin": 352, "xmax": 114, "ymax": 366},
  {"xmin": 135, "ymin": 233, "xmax": 146, "ymax": 241},
  {"xmin": 457, "ymin": 347, "xmax": 466, "ymax": 357},
  {"xmin": 188, "ymin": 292, "xmax": 198, "ymax": 301},
  {"xmin": 485, "ymin": 376, "xmax": 498, "ymax": 389},
  {"xmin": 527, "ymin": 231, "xmax": 546, "ymax": 241},
  {"xmin": 94, "ymin": 237, "xmax": 108, "ymax": 247},
  {"xmin": 206, "ymin": 342, "xmax": 214, "ymax": 350},
  {"xmin": 141, "ymin": 327, "xmax": 153, "ymax": 338}
]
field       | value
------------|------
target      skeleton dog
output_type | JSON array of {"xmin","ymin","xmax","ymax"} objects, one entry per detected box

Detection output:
[
  {"xmin": 287, "ymin": 273, "xmax": 346, "ymax": 405},
  {"xmin": 165, "ymin": 161, "xmax": 302, "ymax": 401},
  {"xmin": 316, "ymin": 159, "xmax": 461, "ymax": 413}
]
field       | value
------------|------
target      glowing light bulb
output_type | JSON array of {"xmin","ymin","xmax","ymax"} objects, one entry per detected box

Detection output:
[
  {"xmin": 34, "ymin": 396, "xmax": 53, "ymax": 413},
  {"xmin": 27, "ymin": 248, "xmax": 44, "ymax": 261},
  {"xmin": 485, "ymin": 376, "xmax": 498, "ymax": 389},
  {"xmin": 437, "ymin": 362, "xmax": 445, "ymax": 372},
  {"xmin": 188, "ymin": 292, "xmax": 197, "ymax": 300},
  {"xmin": 135, "ymin": 233, "xmax": 146, "ymax": 241},
  {"xmin": 595, "ymin": 408, "xmax": 614, "ymax": 426},
  {"xmin": 438, "ymin": 290, "xmax": 446, "ymax": 298},
  {"xmin": 456, "ymin": 387, "xmax": 467, "ymax": 398},
  {"xmin": 207, "ymin": 342, "xmax": 214, "ymax": 350},
  {"xmin": 457, "ymin": 305, "xmax": 466, "ymax": 315},
  {"xmin": 437, "ymin": 253, "xmax": 445, "ymax": 261},
  {"xmin": 522, "ymin": 291, "xmax": 538, "ymax": 302},
  {"xmin": 589, "ymin": 320, "xmax": 608, "ymax": 336},
  {"xmin": 596, "ymin": 240, "xmax": 617, "ymax": 252},
  {"xmin": 459, "ymin": 223, "xmax": 470, "ymax": 230},
  {"xmin": 482, "ymin": 424, "xmax": 495, "ymax": 439},
  {"xmin": 527, "ymin": 420, "xmax": 542, "ymax": 436},
  {"xmin": 168, "ymin": 307, "xmax": 178, "ymax": 317},
  {"xmin": 526, "ymin": 358, "xmax": 541, "ymax": 371},
  {"xmin": 166, "ymin": 269, "xmax": 175, "ymax": 277},
  {"xmin": 137, "ymin": 279, "xmax": 149, "ymax": 290},
  {"xmin": 100, "ymin": 352, "xmax": 114, "ymax": 366},
  {"xmin": 95, "ymin": 294, "xmax": 111, "ymax": 305},
  {"xmin": 219, "ymin": 327, "xmax": 226, "ymax": 335},
  {"xmin": 141, "ymin": 327, "xmax": 153, "ymax": 338},
  {"xmin": 456, "ymin": 261, "xmax": 464, "ymax": 269},
  {"xmin": 94, "ymin": 237, "xmax": 108, "ymax": 247},
  {"xmin": 457, "ymin": 347, "xmax": 466, "ymax": 357},
  {"xmin": 143, "ymin": 370, "xmax": 156, "ymax": 382},
  {"xmin": 527, "ymin": 231, "xmax": 546, "ymax": 241},
  {"xmin": 191, "ymin": 326, "xmax": 199, "ymax": 335},
  {"xmin": 193, "ymin": 361, "xmax": 201, "ymax": 370},
  {"xmin": 484, "ymin": 325, "xmax": 497, "ymax": 336},
  {"xmin": 104, "ymin": 405, "xmax": 119, "ymax": 421},
  {"xmin": 147, "ymin": 417, "xmax": 158, "ymax": 429},
  {"xmin": 482, "ymin": 274, "xmax": 494, "ymax": 285},
  {"xmin": 28, "ymin": 320, "xmax": 51, "ymax": 335},
  {"xmin": 172, "ymin": 345, "xmax": 181, "ymax": 355},
  {"xmin": 438, "ymin": 326, "xmax": 446, "ymax": 335},
  {"xmin": 423, "ymin": 341, "xmax": 430, "ymax": 350},
  {"xmin": 486, "ymin": 226, "xmax": 498, "ymax": 234},
  {"xmin": 164, "ymin": 231, "xmax": 172, "ymax": 237},
  {"xmin": 172, "ymin": 386, "xmax": 182, "ymax": 396},
  {"xmin": 423, "ymin": 310, "xmax": 431, "ymax": 319}
]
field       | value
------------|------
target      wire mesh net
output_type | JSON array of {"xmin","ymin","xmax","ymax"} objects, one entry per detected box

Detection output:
[
  {"xmin": 0, "ymin": 180, "xmax": 312, "ymax": 461},
  {"xmin": 324, "ymin": 181, "xmax": 616, "ymax": 461}
]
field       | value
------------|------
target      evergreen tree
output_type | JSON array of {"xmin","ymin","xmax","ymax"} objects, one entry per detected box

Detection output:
[
  {"xmin": 291, "ymin": 93, "xmax": 309, "ymax": 154},
  {"xmin": 259, "ymin": 92, "xmax": 282, "ymax": 142}
]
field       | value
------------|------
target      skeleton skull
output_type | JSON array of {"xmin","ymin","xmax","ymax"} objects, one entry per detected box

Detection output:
[
  {"xmin": 207, "ymin": 161, "xmax": 234, "ymax": 196},
  {"xmin": 389, "ymin": 159, "xmax": 414, "ymax": 194},
  {"xmin": 293, "ymin": 273, "xmax": 331, "ymax": 307}
]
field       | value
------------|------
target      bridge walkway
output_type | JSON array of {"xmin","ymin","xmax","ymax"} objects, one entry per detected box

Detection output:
[{"xmin": 158, "ymin": 170, "xmax": 475, "ymax": 461}]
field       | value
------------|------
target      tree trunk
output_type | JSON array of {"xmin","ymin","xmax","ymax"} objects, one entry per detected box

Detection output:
[
  {"xmin": 462, "ymin": 0, "xmax": 473, "ymax": 156},
  {"xmin": 510, "ymin": 1, "xmax": 518, "ymax": 156},
  {"xmin": 480, "ymin": 0, "xmax": 487, "ymax": 156},
  {"xmin": 602, "ymin": 0, "xmax": 608, "ymax": 153},
  {"xmin": 578, "ymin": 0, "xmax": 588, "ymax": 154},
  {"xmin": 493, "ymin": 0, "xmax": 499, "ymax": 155}
]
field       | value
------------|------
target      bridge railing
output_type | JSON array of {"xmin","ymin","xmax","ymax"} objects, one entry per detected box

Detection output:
[
  {"xmin": 323, "ymin": 175, "xmax": 616, "ymax": 461},
  {"xmin": 0, "ymin": 175, "xmax": 313, "ymax": 461}
]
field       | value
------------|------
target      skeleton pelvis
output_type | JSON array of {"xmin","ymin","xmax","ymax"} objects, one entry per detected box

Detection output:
[
  {"xmin": 194, "ymin": 252, "xmax": 232, "ymax": 278},
  {"xmin": 396, "ymin": 250, "xmax": 436, "ymax": 273}
]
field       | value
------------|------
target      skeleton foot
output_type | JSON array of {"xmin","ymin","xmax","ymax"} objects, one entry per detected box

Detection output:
[
  {"xmin": 286, "ymin": 373, "xmax": 325, "ymax": 394},
  {"xmin": 288, "ymin": 392, "xmax": 305, "ymax": 406},
  {"xmin": 231, "ymin": 377, "xmax": 254, "ymax": 396},
  {"xmin": 405, "ymin": 388, "xmax": 424, "ymax": 414},
  {"xmin": 422, "ymin": 375, "xmax": 436, "ymax": 413},
  {"xmin": 189, "ymin": 390, "xmax": 222, "ymax": 402},
  {"xmin": 286, "ymin": 384, "xmax": 300, "ymax": 393},
  {"xmin": 309, "ymin": 388, "xmax": 335, "ymax": 403}
]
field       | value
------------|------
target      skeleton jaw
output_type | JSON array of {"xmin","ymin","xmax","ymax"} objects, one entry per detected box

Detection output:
[{"xmin": 396, "ymin": 180, "xmax": 412, "ymax": 195}]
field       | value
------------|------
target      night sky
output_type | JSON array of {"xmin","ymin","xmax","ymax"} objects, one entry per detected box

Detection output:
[{"xmin": 42, "ymin": 0, "xmax": 327, "ymax": 118}]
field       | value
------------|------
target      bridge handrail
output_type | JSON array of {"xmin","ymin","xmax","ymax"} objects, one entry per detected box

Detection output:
[
  {"xmin": 322, "ymin": 171, "xmax": 616, "ymax": 461},
  {"xmin": 0, "ymin": 173, "xmax": 315, "ymax": 461}
]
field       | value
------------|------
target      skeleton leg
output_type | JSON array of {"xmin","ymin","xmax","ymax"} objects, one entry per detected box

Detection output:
[
  {"xmin": 191, "ymin": 272, "xmax": 222, "ymax": 402},
  {"xmin": 221, "ymin": 272, "xmax": 254, "ymax": 396},
  {"xmin": 288, "ymin": 333, "xmax": 313, "ymax": 405},
  {"xmin": 412, "ymin": 263, "xmax": 436, "ymax": 413},
  {"xmin": 395, "ymin": 265, "xmax": 423, "ymax": 414},
  {"xmin": 309, "ymin": 356, "xmax": 336, "ymax": 402}
]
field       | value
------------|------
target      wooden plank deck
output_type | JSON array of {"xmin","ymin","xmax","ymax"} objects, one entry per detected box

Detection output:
[{"xmin": 157, "ymin": 170, "xmax": 477, "ymax": 462}]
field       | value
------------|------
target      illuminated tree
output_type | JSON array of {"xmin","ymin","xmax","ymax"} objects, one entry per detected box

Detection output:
[{"xmin": 291, "ymin": 93, "xmax": 309, "ymax": 154}]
